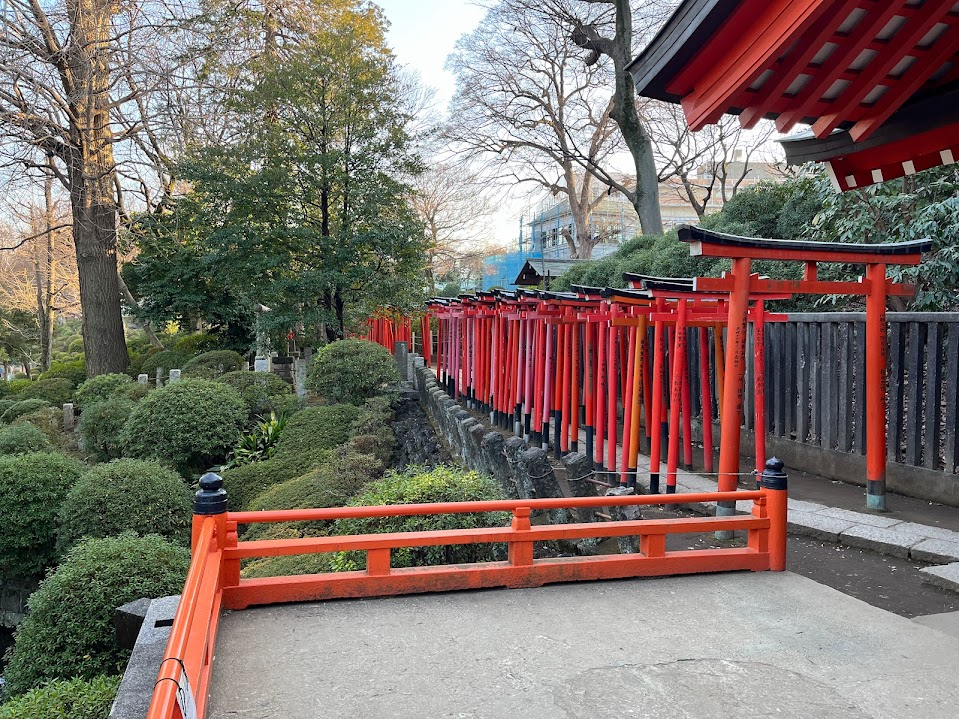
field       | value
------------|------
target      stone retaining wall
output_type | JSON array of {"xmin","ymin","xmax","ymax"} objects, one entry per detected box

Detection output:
[{"xmin": 401, "ymin": 349, "xmax": 615, "ymax": 551}]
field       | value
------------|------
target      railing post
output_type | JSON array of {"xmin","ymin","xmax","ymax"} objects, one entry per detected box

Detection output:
[
  {"xmin": 193, "ymin": 472, "xmax": 228, "ymax": 554},
  {"xmin": 508, "ymin": 507, "xmax": 533, "ymax": 567},
  {"xmin": 760, "ymin": 458, "xmax": 788, "ymax": 571}
]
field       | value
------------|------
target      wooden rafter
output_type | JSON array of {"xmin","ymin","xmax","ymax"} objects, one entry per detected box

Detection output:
[
  {"xmin": 679, "ymin": 0, "xmax": 834, "ymax": 130},
  {"xmin": 738, "ymin": 0, "xmax": 861, "ymax": 128},
  {"xmin": 813, "ymin": 0, "xmax": 959, "ymax": 137},
  {"xmin": 775, "ymin": 1, "xmax": 908, "ymax": 133}
]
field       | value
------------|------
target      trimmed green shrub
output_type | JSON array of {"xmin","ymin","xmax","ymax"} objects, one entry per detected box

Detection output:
[
  {"xmin": 273, "ymin": 404, "xmax": 362, "ymax": 460},
  {"xmin": 0, "ymin": 675, "xmax": 120, "ymax": 719},
  {"xmin": 5, "ymin": 378, "xmax": 32, "ymax": 394},
  {"xmin": 13, "ymin": 407, "xmax": 62, "ymax": 440},
  {"xmin": 6, "ymin": 377, "xmax": 33, "ymax": 395},
  {"xmin": 57, "ymin": 460, "xmax": 192, "ymax": 552},
  {"xmin": 120, "ymin": 379, "xmax": 246, "ymax": 473},
  {"xmin": 74, "ymin": 373, "xmax": 133, "ymax": 408},
  {"xmin": 331, "ymin": 467, "xmax": 509, "ymax": 570},
  {"xmin": 2, "ymin": 533, "xmax": 189, "ymax": 695},
  {"xmin": 19, "ymin": 378, "xmax": 73, "ymax": 407},
  {"xmin": 0, "ymin": 397, "xmax": 19, "ymax": 417},
  {"xmin": 244, "ymin": 450, "xmax": 382, "ymax": 541},
  {"xmin": 0, "ymin": 381, "xmax": 9, "ymax": 399},
  {"xmin": 123, "ymin": 382, "xmax": 152, "ymax": 402},
  {"xmin": 37, "ymin": 359, "xmax": 86, "ymax": 387},
  {"xmin": 173, "ymin": 332, "xmax": 220, "ymax": 356},
  {"xmin": 181, "ymin": 350, "xmax": 244, "ymax": 379},
  {"xmin": 306, "ymin": 339, "xmax": 399, "ymax": 404},
  {"xmin": 214, "ymin": 370, "xmax": 293, "ymax": 417},
  {"xmin": 222, "ymin": 450, "xmax": 332, "ymax": 511},
  {"xmin": 67, "ymin": 337, "xmax": 86, "ymax": 353},
  {"xmin": 0, "ymin": 423, "xmax": 52, "ymax": 455},
  {"xmin": 1, "ymin": 398, "xmax": 51, "ymax": 424},
  {"xmin": 77, "ymin": 397, "xmax": 134, "ymax": 461},
  {"xmin": 0, "ymin": 452, "xmax": 86, "ymax": 579},
  {"xmin": 139, "ymin": 350, "xmax": 188, "ymax": 378}
]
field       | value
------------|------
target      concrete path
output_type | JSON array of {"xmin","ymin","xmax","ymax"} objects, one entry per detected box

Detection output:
[{"xmin": 208, "ymin": 573, "xmax": 959, "ymax": 718}]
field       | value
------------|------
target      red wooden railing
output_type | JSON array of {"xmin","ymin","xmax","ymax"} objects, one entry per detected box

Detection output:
[{"xmin": 146, "ymin": 474, "xmax": 787, "ymax": 719}]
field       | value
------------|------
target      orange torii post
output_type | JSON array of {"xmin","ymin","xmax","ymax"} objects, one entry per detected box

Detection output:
[
  {"xmin": 680, "ymin": 225, "xmax": 931, "ymax": 512},
  {"xmin": 627, "ymin": 273, "xmax": 791, "ymax": 494},
  {"xmin": 598, "ymin": 288, "xmax": 653, "ymax": 489}
]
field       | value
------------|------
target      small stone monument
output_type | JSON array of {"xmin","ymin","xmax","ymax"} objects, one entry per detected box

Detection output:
[
  {"xmin": 154, "ymin": 367, "xmax": 163, "ymax": 388},
  {"xmin": 168, "ymin": 369, "xmax": 181, "ymax": 384},
  {"xmin": 294, "ymin": 358, "xmax": 308, "ymax": 398},
  {"xmin": 137, "ymin": 373, "xmax": 149, "ymax": 385},
  {"xmin": 63, "ymin": 403, "xmax": 75, "ymax": 431},
  {"xmin": 253, "ymin": 356, "xmax": 270, "ymax": 373}
]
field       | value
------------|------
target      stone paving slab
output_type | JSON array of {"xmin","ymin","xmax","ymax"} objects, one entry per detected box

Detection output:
[
  {"xmin": 912, "ymin": 611, "xmax": 959, "ymax": 640},
  {"xmin": 839, "ymin": 525, "xmax": 930, "ymax": 559},
  {"xmin": 815, "ymin": 506, "xmax": 904, "ymax": 528},
  {"xmin": 911, "ymin": 539, "xmax": 959, "ymax": 563},
  {"xmin": 920, "ymin": 563, "xmax": 959, "ymax": 593},
  {"xmin": 208, "ymin": 573, "xmax": 959, "ymax": 719},
  {"xmin": 788, "ymin": 512, "xmax": 858, "ymax": 542}
]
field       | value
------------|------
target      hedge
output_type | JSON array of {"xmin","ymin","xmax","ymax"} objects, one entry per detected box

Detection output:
[
  {"xmin": 74, "ymin": 373, "xmax": 133, "ymax": 408},
  {"xmin": 221, "ymin": 449, "xmax": 333, "ymax": 512},
  {"xmin": 0, "ymin": 423, "xmax": 52, "ymax": 455},
  {"xmin": 306, "ymin": 339, "xmax": 399, "ymax": 404},
  {"xmin": 57, "ymin": 459, "xmax": 193, "ymax": 552},
  {"xmin": 0, "ymin": 452, "xmax": 86, "ymax": 579},
  {"xmin": 272, "ymin": 404, "xmax": 362, "ymax": 460},
  {"xmin": 19, "ymin": 378, "xmax": 73, "ymax": 406},
  {"xmin": 2, "ymin": 533, "xmax": 189, "ymax": 695},
  {"xmin": 13, "ymin": 407, "xmax": 62, "ymax": 440},
  {"xmin": 182, "ymin": 350, "xmax": 245, "ymax": 379},
  {"xmin": 139, "ymin": 350, "xmax": 189, "ymax": 378},
  {"xmin": 0, "ymin": 675, "xmax": 121, "ymax": 719},
  {"xmin": 4, "ymin": 378, "xmax": 32, "ymax": 394},
  {"xmin": 120, "ymin": 379, "xmax": 247, "ymax": 474},
  {"xmin": 214, "ymin": 370, "xmax": 292, "ymax": 418},
  {"xmin": 1, "ymin": 398, "xmax": 51, "ymax": 424},
  {"xmin": 78, "ymin": 397, "xmax": 135, "ymax": 461},
  {"xmin": 37, "ymin": 359, "xmax": 86, "ymax": 387},
  {"xmin": 243, "ymin": 450, "xmax": 382, "ymax": 541}
]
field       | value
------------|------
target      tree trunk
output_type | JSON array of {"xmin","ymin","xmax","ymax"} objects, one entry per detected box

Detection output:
[
  {"xmin": 42, "ymin": 168, "xmax": 56, "ymax": 371},
  {"xmin": 606, "ymin": 0, "xmax": 664, "ymax": 235},
  {"xmin": 65, "ymin": 0, "xmax": 129, "ymax": 376}
]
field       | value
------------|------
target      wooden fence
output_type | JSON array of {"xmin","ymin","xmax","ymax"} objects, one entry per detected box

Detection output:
[{"xmin": 682, "ymin": 312, "xmax": 959, "ymax": 475}]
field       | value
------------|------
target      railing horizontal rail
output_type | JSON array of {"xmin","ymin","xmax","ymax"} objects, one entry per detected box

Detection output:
[
  {"xmin": 226, "ymin": 515, "xmax": 769, "ymax": 560},
  {"xmin": 148, "ymin": 475, "xmax": 786, "ymax": 719},
  {"xmin": 229, "ymin": 490, "xmax": 764, "ymax": 524}
]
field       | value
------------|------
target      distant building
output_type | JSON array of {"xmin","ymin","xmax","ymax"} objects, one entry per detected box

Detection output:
[{"xmin": 481, "ymin": 157, "xmax": 785, "ymax": 289}]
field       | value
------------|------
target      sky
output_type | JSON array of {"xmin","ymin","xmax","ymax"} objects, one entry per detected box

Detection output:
[
  {"xmin": 374, "ymin": 1, "xmax": 527, "ymax": 245},
  {"xmin": 375, "ymin": 0, "xmax": 487, "ymax": 111}
]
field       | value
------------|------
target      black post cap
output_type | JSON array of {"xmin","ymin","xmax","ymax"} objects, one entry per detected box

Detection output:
[
  {"xmin": 760, "ymin": 457, "xmax": 787, "ymax": 491},
  {"xmin": 194, "ymin": 472, "xmax": 228, "ymax": 515}
]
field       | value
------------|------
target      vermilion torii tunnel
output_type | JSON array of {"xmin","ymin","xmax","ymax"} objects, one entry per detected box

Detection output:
[{"xmin": 411, "ymin": 227, "xmax": 928, "ymax": 515}]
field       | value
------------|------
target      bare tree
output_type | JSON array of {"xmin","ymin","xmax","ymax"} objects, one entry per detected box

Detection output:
[
  {"xmin": 0, "ymin": 0, "xmax": 145, "ymax": 373},
  {"xmin": 447, "ymin": 0, "xmax": 626, "ymax": 258},
  {"xmin": 524, "ymin": 0, "xmax": 673, "ymax": 235},
  {"xmin": 0, "ymin": 190, "xmax": 80, "ymax": 371},
  {"xmin": 646, "ymin": 102, "xmax": 780, "ymax": 217},
  {"xmin": 412, "ymin": 162, "xmax": 498, "ymax": 291}
]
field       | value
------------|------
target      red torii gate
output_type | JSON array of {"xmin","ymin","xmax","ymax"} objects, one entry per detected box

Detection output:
[{"xmin": 679, "ymin": 226, "xmax": 931, "ymax": 511}]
